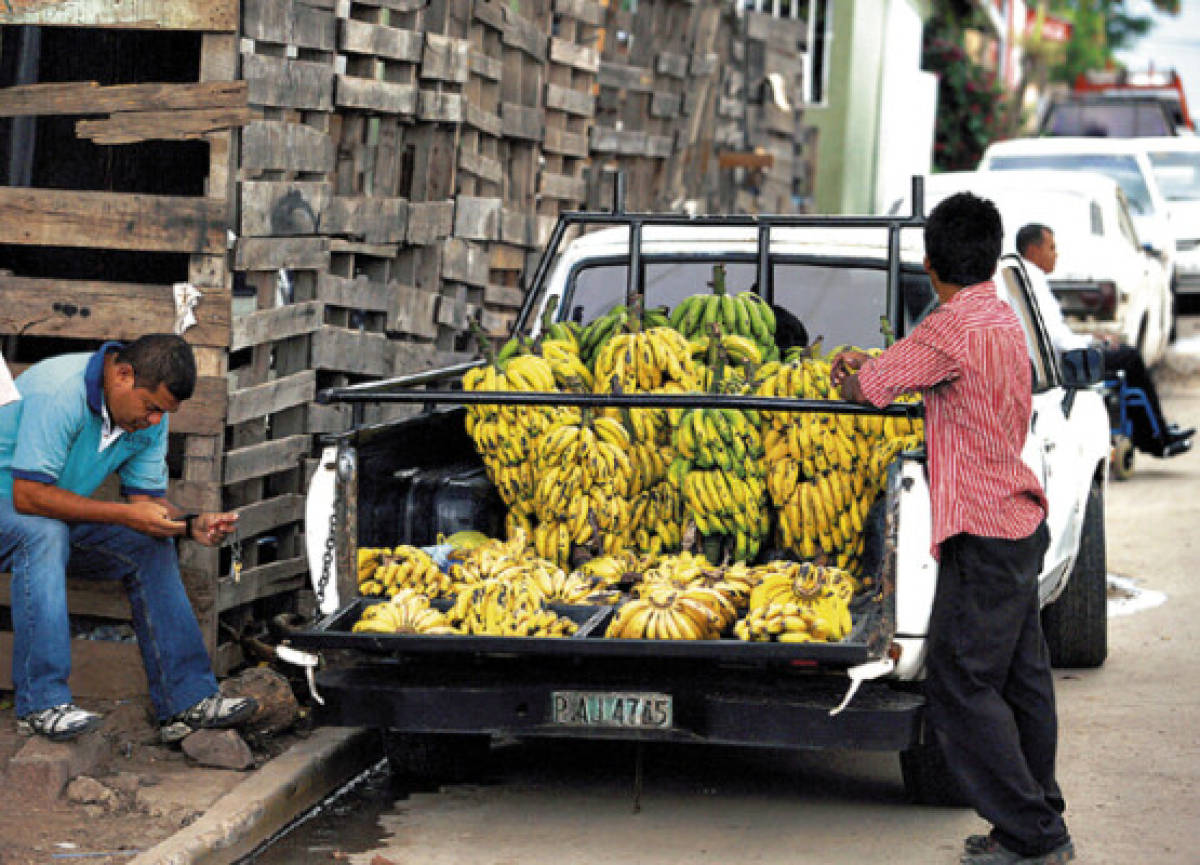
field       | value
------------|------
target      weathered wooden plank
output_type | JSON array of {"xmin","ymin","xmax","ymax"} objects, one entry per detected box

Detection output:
[
  {"xmin": 75, "ymin": 106, "xmax": 257, "ymax": 145},
  {"xmin": 553, "ymin": 0, "xmax": 606, "ymax": 27},
  {"xmin": 484, "ymin": 281, "xmax": 525, "ymax": 308},
  {"xmin": 244, "ymin": 0, "xmax": 337, "ymax": 49},
  {"xmin": 0, "ymin": 632, "xmax": 147, "ymax": 698},
  {"xmin": 343, "ymin": 0, "xmax": 424, "ymax": 12},
  {"xmin": 339, "ymin": 18, "xmax": 422, "ymax": 61},
  {"xmin": 316, "ymin": 273, "xmax": 393, "ymax": 313},
  {"xmin": 499, "ymin": 212, "xmax": 536, "ymax": 248},
  {"xmin": 226, "ymin": 370, "xmax": 317, "ymax": 426},
  {"xmin": 405, "ymin": 201, "xmax": 454, "ymax": 245},
  {"xmin": 464, "ymin": 102, "xmax": 503, "ymax": 137},
  {"xmin": 171, "ymin": 377, "xmax": 228, "ymax": 436},
  {"xmin": 230, "ymin": 300, "xmax": 324, "ymax": 352},
  {"xmin": 500, "ymin": 6, "xmax": 548, "ymax": 63},
  {"xmin": 597, "ymin": 62, "xmax": 654, "ymax": 93},
  {"xmin": 490, "ymin": 239, "xmax": 529, "ymax": 271},
  {"xmin": 243, "ymin": 54, "xmax": 335, "ymax": 111},
  {"xmin": 543, "ymin": 124, "xmax": 588, "ymax": 158},
  {"xmin": 389, "ymin": 284, "xmax": 440, "ymax": 338},
  {"xmin": 240, "ymin": 181, "xmax": 332, "ymax": 237},
  {"xmin": 217, "ymin": 556, "xmax": 307, "ymax": 612},
  {"xmin": 418, "ymin": 91, "xmax": 465, "ymax": 123},
  {"xmin": 223, "ymin": 434, "xmax": 311, "ymax": 485},
  {"xmin": 335, "ymin": 76, "xmax": 418, "ymax": 114},
  {"xmin": 328, "ymin": 238, "xmax": 398, "ymax": 257},
  {"xmin": 0, "ymin": 275, "xmax": 230, "ymax": 348},
  {"xmin": 538, "ymin": 170, "xmax": 586, "ymax": 202},
  {"xmin": 656, "ymin": 51, "xmax": 690, "ymax": 79},
  {"xmin": 650, "ymin": 91, "xmax": 682, "ymax": 119},
  {"xmin": 311, "ymin": 326, "xmax": 394, "ymax": 376},
  {"xmin": 0, "ymin": 81, "xmax": 247, "ymax": 118},
  {"xmin": 232, "ymin": 493, "xmax": 306, "ymax": 540},
  {"xmin": 441, "ymin": 237, "xmax": 490, "ymax": 286},
  {"xmin": 544, "ymin": 82, "xmax": 594, "ymax": 117},
  {"xmin": 472, "ymin": 0, "xmax": 505, "ymax": 31},
  {"xmin": 501, "ymin": 102, "xmax": 543, "ymax": 141},
  {"xmin": 549, "ymin": 38, "xmax": 599, "ymax": 74},
  {"xmin": 0, "ymin": 188, "xmax": 226, "ymax": 254},
  {"xmin": 458, "ymin": 147, "xmax": 504, "ymax": 185},
  {"xmin": 170, "ymin": 479, "xmax": 223, "ymax": 513},
  {"xmin": 235, "ymin": 236, "xmax": 331, "ymax": 271},
  {"xmin": 322, "ymin": 197, "xmax": 408, "ymax": 244},
  {"xmin": 422, "ymin": 34, "xmax": 471, "ymax": 84},
  {"xmin": 470, "ymin": 51, "xmax": 504, "ymax": 83},
  {"xmin": 453, "ymin": 196, "xmax": 501, "ymax": 241},
  {"xmin": 241, "ymin": 120, "xmax": 334, "ymax": 173},
  {"xmin": 0, "ymin": 0, "xmax": 236, "ymax": 30}
]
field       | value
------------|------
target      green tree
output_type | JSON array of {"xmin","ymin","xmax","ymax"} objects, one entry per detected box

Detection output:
[{"xmin": 1043, "ymin": 0, "xmax": 1176, "ymax": 83}]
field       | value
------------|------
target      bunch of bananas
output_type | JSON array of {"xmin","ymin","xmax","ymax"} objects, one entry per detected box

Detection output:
[
  {"xmin": 671, "ymin": 406, "xmax": 769, "ymax": 562},
  {"xmin": 604, "ymin": 582, "xmax": 733, "ymax": 640},
  {"xmin": 668, "ymin": 265, "xmax": 778, "ymax": 363},
  {"xmin": 634, "ymin": 552, "xmax": 747, "ymax": 620},
  {"xmin": 449, "ymin": 578, "xmax": 579, "ymax": 637},
  {"xmin": 630, "ymin": 480, "xmax": 686, "ymax": 558},
  {"xmin": 572, "ymin": 552, "xmax": 640, "ymax": 586},
  {"xmin": 735, "ymin": 561, "xmax": 855, "ymax": 642},
  {"xmin": 351, "ymin": 589, "xmax": 458, "ymax": 635},
  {"xmin": 525, "ymin": 568, "xmax": 621, "ymax": 605},
  {"xmin": 356, "ymin": 545, "xmax": 457, "ymax": 599},
  {"xmin": 578, "ymin": 303, "xmax": 672, "ymax": 368},
  {"xmin": 592, "ymin": 326, "xmax": 701, "ymax": 394}
]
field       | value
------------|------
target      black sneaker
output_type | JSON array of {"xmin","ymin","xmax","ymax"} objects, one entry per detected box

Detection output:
[
  {"xmin": 18, "ymin": 703, "xmax": 103, "ymax": 742},
  {"xmin": 160, "ymin": 693, "xmax": 258, "ymax": 744}
]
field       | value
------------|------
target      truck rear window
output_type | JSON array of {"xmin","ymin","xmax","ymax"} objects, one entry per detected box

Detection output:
[
  {"xmin": 565, "ymin": 259, "xmax": 934, "ymax": 350},
  {"xmin": 1042, "ymin": 101, "xmax": 1173, "ymax": 137}
]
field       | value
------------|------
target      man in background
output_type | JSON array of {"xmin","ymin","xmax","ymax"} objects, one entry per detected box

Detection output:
[{"xmin": 1017, "ymin": 222, "xmax": 1192, "ymax": 458}]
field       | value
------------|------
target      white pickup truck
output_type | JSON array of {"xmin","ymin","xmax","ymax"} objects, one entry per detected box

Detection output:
[{"xmin": 296, "ymin": 193, "xmax": 1110, "ymax": 804}]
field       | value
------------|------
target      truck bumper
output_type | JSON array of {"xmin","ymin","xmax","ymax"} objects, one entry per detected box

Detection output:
[{"xmin": 315, "ymin": 664, "xmax": 924, "ymax": 752}]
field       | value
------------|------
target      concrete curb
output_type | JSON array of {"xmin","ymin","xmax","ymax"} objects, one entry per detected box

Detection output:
[{"xmin": 128, "ymin": 726, "xmax": 379, "ymax": 865}]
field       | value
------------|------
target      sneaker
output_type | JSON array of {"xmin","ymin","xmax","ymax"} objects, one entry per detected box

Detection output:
[
  {"xmin": 160, "ymin": 693, "xmax": 258, "ymax": 744},
  {"xmin": 964, "ymin": 834, "xmax": 1002, "ymax": 855},
  {"xmin": 17, "ymin": 704, "xmax": 103, "ymax": 742},
  {"xmin": 960, "ymin": 839, "xmax": 1075, "ymax": 865}
]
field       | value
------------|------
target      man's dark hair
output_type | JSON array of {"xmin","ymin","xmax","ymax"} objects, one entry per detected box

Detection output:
[
  {"xmin": 771, "ymin": 304, "xmax": 809, "ymax": 351},
  {"xmin": 923, "ymin": 192, "xmax": 1003, "ymax": 287},
  {"xmin": 1016, "ymin": 223, "xmax": 1050, "ymax": 257},
  {"xmin": 115, "ymin": 334, "xmax": 197, "ymax": 401}
]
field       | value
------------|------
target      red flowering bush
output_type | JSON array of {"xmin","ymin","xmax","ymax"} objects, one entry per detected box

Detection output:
[{"xmin": 923, "ymin": 33, "xmax": 1007, "ymax": 172}]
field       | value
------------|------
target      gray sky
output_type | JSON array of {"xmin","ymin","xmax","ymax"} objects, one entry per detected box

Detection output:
[{"xmin": 1114, "ymin": 0, "xmax": 1200, "ymax": 125}]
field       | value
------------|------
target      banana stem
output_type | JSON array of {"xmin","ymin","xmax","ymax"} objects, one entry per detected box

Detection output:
[
  {"xmin": 469, "ymin": 318, "xmax": 500, "ymax": 366},
  {"xmin": 710, "ymin": 263, "xmax": 727, "ymax": 297},
  {"xmin": 879, "ymin": 315, "xmax": 896, "ymax": 347}
]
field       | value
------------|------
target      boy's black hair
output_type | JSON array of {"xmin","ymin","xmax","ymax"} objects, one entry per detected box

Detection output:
[
  {"xmin": 772, "ymin": 305, "xmax": 809, "ymax": 351},
  {"xmin": 1015, "ymin": 223, "xmax": 1050, "ymax": 257},
  {"xmin": 115, "ymin": 334, "xmax": 197, "ymax": 401},
  {"xmin": 924, "ymin": 192, "xmax": 1003, "ymax": 287}
]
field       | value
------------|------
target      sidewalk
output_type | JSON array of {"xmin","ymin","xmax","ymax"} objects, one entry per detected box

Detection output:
[{"xmin": 0, "ymin": 694, "xmax": 378, "ymax": 865}]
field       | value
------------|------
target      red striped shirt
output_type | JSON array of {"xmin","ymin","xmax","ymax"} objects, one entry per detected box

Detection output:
[{"xmin": 858, "ymin": 281, "xmax": 1046, "ymax": 558}]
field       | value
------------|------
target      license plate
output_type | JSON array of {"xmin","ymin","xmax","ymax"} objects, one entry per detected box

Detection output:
[{"xmin": 550, "ymin": 691, "xmax": 673, "ymax": 729}]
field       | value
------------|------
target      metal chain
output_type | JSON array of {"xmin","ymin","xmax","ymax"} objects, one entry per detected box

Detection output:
[{"xmin": 316, "ymin": 467, "xmax": 341, "ymax": 610}]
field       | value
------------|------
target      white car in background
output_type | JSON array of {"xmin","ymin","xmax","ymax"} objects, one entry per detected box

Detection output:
[
  {"xmin": 885, "ymin": 170, "xmax": 1172, "ymax": 365},
  {"xmin": 978, "ymin": 137, "xmax": 1177, "ymax": 297},
  {"xmin": 1138, "ymin": 137, "xmax": 1200, "ymax": 295}
]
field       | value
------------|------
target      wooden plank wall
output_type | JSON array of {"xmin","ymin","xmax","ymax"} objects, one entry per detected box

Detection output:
[{"xmin": 0, "ymin": 12, "xmax": 242, "ymax": 695}]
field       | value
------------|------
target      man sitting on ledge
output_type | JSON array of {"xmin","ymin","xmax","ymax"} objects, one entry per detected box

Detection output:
[{"xmin": 0, "ymin": 334, "xmax": 256, "ymax": 743}]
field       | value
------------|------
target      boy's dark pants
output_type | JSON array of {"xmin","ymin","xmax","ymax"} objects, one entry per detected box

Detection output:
[{"xmin": 925, "ymin": 522, "xmax": 1070, "ymax": 857}]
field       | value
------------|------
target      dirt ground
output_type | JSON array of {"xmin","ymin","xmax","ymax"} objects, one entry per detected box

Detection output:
[{"xmin": 0, "ymin": 674, "xmax": 310, "ymax": 865}]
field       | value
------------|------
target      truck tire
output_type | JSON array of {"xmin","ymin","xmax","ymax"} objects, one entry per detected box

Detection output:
[
  {"xmin": 900, "ymin": 724, "xmax": 968, "ymax": 806},
  {"xmin": 1041, "ymin": 482, "xmax": 1108, "ymax": 668},
  {"xmin": 381, "ymin": 730, "xmax": 491, "ymax": 784}
]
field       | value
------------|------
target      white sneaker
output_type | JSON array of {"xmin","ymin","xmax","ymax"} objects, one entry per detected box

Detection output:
[
  {"xmin": 18, "ymin": 704, "xmax": 103, "ymax": 742},
  {"xmin": 160, "ymin": 693, "xmax": 258, "ymax": 744}
]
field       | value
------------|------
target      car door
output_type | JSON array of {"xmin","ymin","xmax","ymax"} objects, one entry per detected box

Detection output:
[
  {"xmin": 995, "ymin": 258, "xmax": 1085, "ymax": 591},
  {"xmin": 1115, "ymin": 191, "xmax": 1169, "ymax": 362}
]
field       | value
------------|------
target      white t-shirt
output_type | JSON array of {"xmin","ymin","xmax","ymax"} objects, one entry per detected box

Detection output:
[
  {"xmin": 1022, "ymin": 257, "xmax": 1092, "ymax": 353},
  {"xmin": 0, "ymin": 355, "xmax": 18, "ymax": 407}
]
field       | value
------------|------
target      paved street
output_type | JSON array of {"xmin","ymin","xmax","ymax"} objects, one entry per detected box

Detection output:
[{"xmin": 254, "ymin": 346, "xmax": 1200, "ymax": 865}]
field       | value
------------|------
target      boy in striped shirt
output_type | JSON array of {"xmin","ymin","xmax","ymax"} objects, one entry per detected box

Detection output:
[{"xmin": 833, "ymin": 193, "xmax": 1074, "ymax": 865}]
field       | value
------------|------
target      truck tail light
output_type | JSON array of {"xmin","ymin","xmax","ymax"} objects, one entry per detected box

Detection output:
[{"xmin": 1055, "ymin": 280, "xmax": 1118, "ymax": 320}]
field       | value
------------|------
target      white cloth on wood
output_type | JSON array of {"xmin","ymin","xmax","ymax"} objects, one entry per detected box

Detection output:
[
  {"xmin": 173, "ymin": 283, "xmax": 202, "ymax": 335},
  {"xmin": 0, "ymin": 354, "xmax": 18, "ymax": 407}
]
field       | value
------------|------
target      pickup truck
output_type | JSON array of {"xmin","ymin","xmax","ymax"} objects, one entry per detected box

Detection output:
[{"xmin": 293, "ymin": 189, "xmax": 1110, "ymax": 804}]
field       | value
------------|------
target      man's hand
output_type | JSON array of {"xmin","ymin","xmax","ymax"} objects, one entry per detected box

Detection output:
[
  {"xmin": 126, "ymin": 500, "xmax": 184, "ymax": 538},
  {"xmin": 830, "ymin": 349, "xmax": 870, "ymax": 387},
  {"xmin": 190, "ymin": 512, "xmax": 238, "ymax": 547}
]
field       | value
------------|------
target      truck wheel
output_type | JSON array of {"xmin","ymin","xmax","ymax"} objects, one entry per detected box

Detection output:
[
  {"xmin": 381, "ymin": 730, "xmax": 491, "ymax": 784},
  {"xmin": 900, "ymin": 726, "xmax": 968, "ymax": 806},
  {"xmin": 1111, "ymin": 436, "xmax": 1134, "ymax": 481},
  {"xmin": 1041, "ymin": 482, "xmax": 1108, "ymax": 668}
]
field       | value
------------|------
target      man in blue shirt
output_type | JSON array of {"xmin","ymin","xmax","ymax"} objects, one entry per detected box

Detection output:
[{"xmin": 0, "ymin": 334, "xmax": 257, "ymax": 743}]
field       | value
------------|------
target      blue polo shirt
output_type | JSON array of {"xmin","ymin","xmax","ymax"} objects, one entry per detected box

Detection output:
[{"xmin": 0, "ymin": 342, "xmax": 168, "ymax": 500}]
